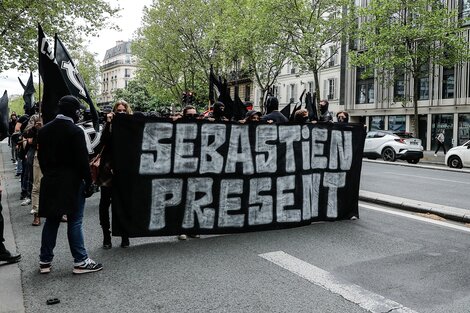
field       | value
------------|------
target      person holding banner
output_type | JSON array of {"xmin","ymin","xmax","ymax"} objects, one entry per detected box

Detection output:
[
  {"xmin": 37, "ymin": 96, "xmax": 102, "ymax": 275},
  {"xmin": 98, "ymin": 100, "xmax": 132, "ymax": 249},
  {"xmin": 261, "ymin": 97, "xmax": 288, "ymax": 124}
]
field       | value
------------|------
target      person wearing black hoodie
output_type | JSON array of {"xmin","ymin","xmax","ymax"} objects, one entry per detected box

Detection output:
[
  {"xmin": 261, "ymin": 97, "xmax": 288, "ymax": 123},
  {"xmin": 318, "ymin": 99, "xmax": 333, "ymax": 123}
]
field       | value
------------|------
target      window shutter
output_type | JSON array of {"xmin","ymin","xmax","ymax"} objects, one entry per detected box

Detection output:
[
  {"xmin": 323, "ymin": 80, "xmax": 328, "ymax": 99},
  {"xmin": 334, "ymin": 78, "xmax": 338, "ymax": 99}
]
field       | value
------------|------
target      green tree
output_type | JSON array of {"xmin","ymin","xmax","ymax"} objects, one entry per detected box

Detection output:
[
  {"xmin": 271, "ymin": 0, "xmax": 350, "ymax": 106},
  {"xmin": 0, "ymin": 0, "xmax": 119, "ymax": 72},
  {"xmin": 213, "ymin": 0, "xmax": 289, "ymax": 112},
  {"xmin": 134, "ymin": 0, "xmax": 220, "ymax": 107},
  {"xmin": 349, "ymin": 0, "xmax": 470, "ymax": 137},
  {"xmin": 113, "ymin": 79, "xmax": 169, "ymax": 112},
  {"xmin": 71, "ymin": 44, "xmax": 100, "ymax": 102}
]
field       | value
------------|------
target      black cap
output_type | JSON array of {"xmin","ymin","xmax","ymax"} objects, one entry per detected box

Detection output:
[
  {"xmin": 58, "ymin": 95, "xmax": 85, "ymax": 111},
  {"xmin": 245, "ymin": 110, "xmax": 261, "ymax": 119}
]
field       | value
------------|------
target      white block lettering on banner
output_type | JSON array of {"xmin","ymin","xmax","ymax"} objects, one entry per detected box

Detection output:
[
  {"xmin": 225, "ymin": 125, "xmax": 254, "ymax": 174},
  {"xmin": 183, "ymin": 178, "xmax": 215, "ymax": 229},
  {"xmin": 276, "ymin": 175, "xmax": 300, "ymax": 222},
  {"xmin": 311, "ymin": 128, "xmax": 328, "ymax": 169},
  {"xmin": 301, "ymin": 125, "xmax": 311, "ymax": 170},
  {"xmin": 329, "ymin": 130, "xmax": 353, "ymax": 170},
  {"xmin": 140, "ymin": 123, "xmax": 173, "ymax": 174},
  {"xmin": 302, "ymin": 174, "xmax": 321, "ymax": 220},
  {"xmin": 200, "ymin": 124, "xmax": 226, "ymax": 174},
  {"xmin": 218, "ymin": 179, "xmax": 245, "ymax": 227},
  {"xmin": 248, "ymin": 177, "xmax": 273, "ymax": 225},
  {"xmin": 255, "ymin": 125, "xmax": 277, "ymax": 173},
  {"xmin": 149, "ymin": 179, "xmax": 183, "ymax": 230},
  {"xmin": 174, "ymin": 124, "xmax": 199, "ymax": 173},
  {"xmin": 324, "ymin": 172, "xmax": 346, "ymax": 218},
  {"xmin": 279, "ymin": 125, "xmax": 301, "ymax": 173}
]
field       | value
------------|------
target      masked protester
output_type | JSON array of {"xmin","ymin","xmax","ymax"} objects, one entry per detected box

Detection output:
[
  {"xmin": 336, "ymin": 111, "xmax": 349, "ymax": 124},
  {"xmin": 318, "ymin": 99, "xmax": 333, "ymax": 122},
  {"xmin": 37, "ymin": 95, "xmax": 102, "ymax": 275},
  {"xmin": 261, "ymin": 97, "xmax": 288, "ymax": 123},
  {"xmin": 207, "ymin": 101, "xmax": 228, "ymax": 121}
]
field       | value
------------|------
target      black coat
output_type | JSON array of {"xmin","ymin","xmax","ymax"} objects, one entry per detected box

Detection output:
[{"xmin": 37, "ymin": 118, "xmax": 92, "ymax": 218}]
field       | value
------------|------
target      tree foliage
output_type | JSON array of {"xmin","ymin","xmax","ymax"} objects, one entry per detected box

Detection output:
[
  {"xmin": 0, "ymin": 0, "xmax": 119, "ymax": 72},
  {"xmin": 349, "ymin": 0, "xmax": 470, "ymax": 136},
  {"xmin": 270, "ymin": 0, "xmax": 350, "ymax": 105}
]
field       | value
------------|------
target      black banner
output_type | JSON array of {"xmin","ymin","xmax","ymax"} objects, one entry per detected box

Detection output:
[{"xmin": 111, "ymin": 115, "xmax": 366, "ymax": 237}]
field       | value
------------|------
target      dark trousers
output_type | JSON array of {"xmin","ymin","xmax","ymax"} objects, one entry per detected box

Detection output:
[
  {"xmin": 435, "ymin": 141, "xmax": 446, "ymax": 154},
  {"xmin": 99, "ymin": 186, "xmax": 112, "ymax": 230}
]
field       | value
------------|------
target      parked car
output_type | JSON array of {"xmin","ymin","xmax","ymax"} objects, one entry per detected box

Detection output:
[
  {"xmin": 445, "ymin": 140, "xmax": 470, "ymax": 168},
  {"xmin": 363, "ymin": 130, "xmax": 424, "ymax": 163}
]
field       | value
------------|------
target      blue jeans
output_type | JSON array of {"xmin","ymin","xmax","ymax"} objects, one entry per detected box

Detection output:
[{"xmin": 39, "ymin": 183, "xmax": 88, "ymax": 264}]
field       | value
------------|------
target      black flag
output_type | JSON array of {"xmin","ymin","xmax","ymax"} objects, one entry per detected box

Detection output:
[
  {"xmin": 38, "ymin": 24, "xmax": 69, "ymax": 124},
  {"xmin": 0, "ymin": 91, "xmax": 9, "ymax": 140},
  {"xmin": 18, "ymin": 72, "xmax": 36, "ymax": 114},
  {"xmin": 54, "ymin": 34, "xmax": 99, "ymax": 130},
  {"xmin": 280, "ymin": 103, "xmax": 291, "ymax": 119},
  {"xmin": 305, "ymin": 91, "xmax": 318, "ymax": 121}
]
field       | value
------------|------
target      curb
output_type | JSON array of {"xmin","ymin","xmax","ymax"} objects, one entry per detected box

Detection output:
[
  {"xmin": 362, "ymin": 158, "xmax": 470, "ymax": 174},
  {"xmin": 0, "ymin": 142, "xmax": 25, "ymax": 313},
  {"xmin": 359, "ymin": 190, "xmax": 470, "ymax": 223}
]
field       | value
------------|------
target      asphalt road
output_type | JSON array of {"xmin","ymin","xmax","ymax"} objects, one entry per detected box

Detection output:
[
  {"xmin": 3, "ymin": 141, "xmax": 470, "ymax": 313},
  {"xmin": 360, "ymin": 162, "xmax": 469, "ymax": 210}
]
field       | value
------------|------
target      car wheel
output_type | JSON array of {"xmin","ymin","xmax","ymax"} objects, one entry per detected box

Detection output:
[
  {"xmin": 407, "ymin": 159, "xmax": 419, "ymax": 164},
  {"xmin": 381, "ymin": 147, "xmax": 396, "ymax": 162},
  {"xmin": 448, "ymin": 156, "xmax": 463, "ymax": 169}
]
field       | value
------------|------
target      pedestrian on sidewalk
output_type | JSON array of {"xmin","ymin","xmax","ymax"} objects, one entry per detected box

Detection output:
[
  {"xmin": 434, "ymin": 130, "xmax": 446, "ymax": 156},
  {"xmin": 37, "ymin": 96, "xmax": 102, "ymax": 275},
  {"xmin": 0, "ymin": 182, "xmax": 21, "ymax": 264}
]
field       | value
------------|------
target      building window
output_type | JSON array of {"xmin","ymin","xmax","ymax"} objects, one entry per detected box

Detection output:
[
  {"xmin": 245, "ymin": 85, "xmax": 251, "ymax": 101},
  {"xmin": 356, "ymin": 67, "xmax": 374, "ymax": 104},
  {"xmin": 308, "ymin": 81, "xmax": 314, "ymax": 93},
  {"xmin": 323, "ymin": 78, "xmax": 336, "ymax": 100},
  {"xmin": 369, "ymin": 116, "xmax": 385, "ymax": 130},
  {"xmin": 442, "ymin": 67, "xmax": 454, "ymax": 99},
  {"xmin": 460, "ymin": 0, "xmax": 470, "ymax": 25},
  {"xmin": 431, "ymin": 114, "xmax": 453, "ymax": 150},
  {"xmin": 458, "ymin": 113, "xmax": 470, "ymax": 145},
  {"xmin": 125, "ymin": 68, "xmax": 131, "ymax": 78},
  {"xmin": 393, "ymin": 69, "xmax": 405, "ymax": 101},
  {"xmin": 388, "ymin": 115, "xmax": 406, "ymax": 131},
  {"xmin": 328, "ymin": 46, "xmax": 337, "ymax": 67},
  {"xmin": 418, "ymin": 64, "xmax": 429, "ymax": 100}
]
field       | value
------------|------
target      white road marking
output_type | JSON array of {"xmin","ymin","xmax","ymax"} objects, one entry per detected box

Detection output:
[
  {"xmin": 361, "ymin": 202, "xmax": 470, "ymax": 233},
  {"xmin": 383, "ymin": 172, "xmax": 470, "ymax": 185},
  {"xmin": 259, "ymin": 251, "xmax": 418, "ymax": 313}
]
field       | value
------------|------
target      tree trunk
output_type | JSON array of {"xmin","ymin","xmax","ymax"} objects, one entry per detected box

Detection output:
[{"xmin": 313, "ymin": 69, "xmax": 321, "ymax": 117}]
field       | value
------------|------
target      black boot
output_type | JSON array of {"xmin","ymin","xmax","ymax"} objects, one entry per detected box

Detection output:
[
  {"xmin": 102, "ymin": 229, "xmax": 112, "ymax": 249},
  {"xmin": 120, "ymin": 236, "xmax": 130, "ymax": 248},
  {"xmin": 0, "ymin": 247, "xmax": 21, "ymax": 263}
]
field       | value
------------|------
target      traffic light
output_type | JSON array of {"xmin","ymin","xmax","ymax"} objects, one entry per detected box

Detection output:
[{"xmin": 181, "ymin": 92, "xmax": 187, "ymax": 104}]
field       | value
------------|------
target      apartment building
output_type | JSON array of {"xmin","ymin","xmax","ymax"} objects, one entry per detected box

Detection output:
[{"xmin": 98, "ymin": 41, "xmax": 137, "ymax": 105}]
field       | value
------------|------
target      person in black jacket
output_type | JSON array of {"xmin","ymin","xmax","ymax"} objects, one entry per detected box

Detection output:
[
  {"xmin": 261, "ymin": 97, "xmax": 288, "ymax": 124},
  {"xmin": 37, "ymin": 95, "xmax": 102, "ymax": 275}
]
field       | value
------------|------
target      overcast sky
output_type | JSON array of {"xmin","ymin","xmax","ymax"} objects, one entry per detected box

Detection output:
[{"xmin": 0, "ymin": 0, "xmax": 152, "ymax": 97}]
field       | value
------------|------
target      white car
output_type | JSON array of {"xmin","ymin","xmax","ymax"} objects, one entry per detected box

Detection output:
[
  {"xmin": 363, "ymin": 130, "xmax": 424, "ymax": 163},
  {"xmin": 445, "ymin": 140, "xmax": 470, "ymax": 168}
]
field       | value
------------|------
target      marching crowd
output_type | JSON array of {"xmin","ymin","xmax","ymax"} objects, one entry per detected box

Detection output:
[{"xmin": 0, "ymin": 95, "xmax": 350, "ymax": 275}]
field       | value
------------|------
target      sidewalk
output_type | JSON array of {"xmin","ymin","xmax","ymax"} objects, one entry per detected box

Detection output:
[{"xmin": 0, "ymin": 141, "xmax": 25, "ymax": 313}]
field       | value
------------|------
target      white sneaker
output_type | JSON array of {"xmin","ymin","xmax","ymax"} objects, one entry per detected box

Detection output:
[
  {"xmin": 30, "ymin": 209, "xmax": 35, "ymax": 215},
  {"xmin": 178, "ymin": 234, "xmax": 187, "ymax": 240},
  {"xmin": 21, "ymin": 198, "xmax": 31, "ymax": 206},
  {"xmin": 434, "ymin": 154, "xmax": 437, "ymax": 157}
]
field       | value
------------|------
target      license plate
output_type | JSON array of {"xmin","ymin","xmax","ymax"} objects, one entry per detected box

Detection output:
[{"xmin": 410, "ymin": 141, "xmax": 418, "ymax": 145}]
